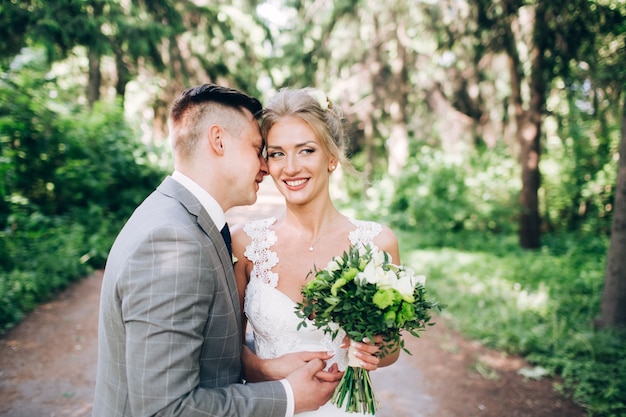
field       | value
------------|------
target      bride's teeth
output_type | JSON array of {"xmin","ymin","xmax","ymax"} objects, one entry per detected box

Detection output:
[{"xmin": 286, "ymin": 179, "xmax": 307, "ymax": 187}]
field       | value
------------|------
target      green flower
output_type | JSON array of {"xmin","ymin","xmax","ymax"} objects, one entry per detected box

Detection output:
[
  {"xmin": 373, "ymin": 288, "xmax": 401, "ymax": 310},
  {"xmin": 384, "ymin": 309, "xmax": 397, "ymax": 326},
  {"xmin": 341, "ymin": 267, "xmax": 359, "ymax": 281},
  {"xmin": 324, "ymin": 296, "xmax": 341, "ymax": 306},
  {"xmin": 331, "ymin": 278, "xmax": 348, "ymax": 296},
  {"xmin": 397, "ymin": 302, "xmax": 415, "ymax": 326}
]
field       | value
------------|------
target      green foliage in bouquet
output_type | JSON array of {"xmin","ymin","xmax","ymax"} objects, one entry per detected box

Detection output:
[
  {"xmin": 297, "ymin": 243, "xmax": 439, "ymax": 354},
  {"xmin": 295, "ymin": 243, "xmax": 440, "ymax": 414}
]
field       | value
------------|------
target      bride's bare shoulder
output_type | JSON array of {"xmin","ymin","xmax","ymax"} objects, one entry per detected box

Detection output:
[{"xmin": 374, "ymin": 223, "xmax": 400, "ymax": 261}]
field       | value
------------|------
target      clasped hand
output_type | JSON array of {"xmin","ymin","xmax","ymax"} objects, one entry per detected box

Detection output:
[{"xmin": 241, "ymin": 336, "xmax": 383, "ymax": 383}]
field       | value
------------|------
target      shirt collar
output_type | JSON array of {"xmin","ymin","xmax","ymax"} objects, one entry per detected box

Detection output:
[{"xmin": 171, "ymin": 170, "xmax": 226, "ymax": 230}]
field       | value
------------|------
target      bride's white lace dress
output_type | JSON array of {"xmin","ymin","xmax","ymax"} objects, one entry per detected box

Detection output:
[{"xmin": 243, "ymin": 217, "xmax": 382, "ymax": 416}]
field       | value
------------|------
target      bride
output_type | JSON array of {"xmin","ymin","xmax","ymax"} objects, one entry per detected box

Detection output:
[{"xmin": 232, "ymin": 87, "xmax": 401, "ymax": 416}]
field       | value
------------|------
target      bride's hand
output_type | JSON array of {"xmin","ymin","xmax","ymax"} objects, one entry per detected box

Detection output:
[
  {"xmin": 270, "ymin": 351, "xmax": 343, "ymax": 383},
  {"xmin": 242, "ymin": 346, "xmax": 336, "ymax": 382},
  {"xmin": 347, "ymin": 338, "xmax": 381, "ymax": 371},
  {"xmin": 343, "ymin": 335, "xmax": 400, "ymax": 371},
  {"xmin": 275, "ymin": 351, "xmax": 337, "ymax": 378},
  {"xmin": 314, "ymin": 361, "xmax": 344, "ymax": 383}
]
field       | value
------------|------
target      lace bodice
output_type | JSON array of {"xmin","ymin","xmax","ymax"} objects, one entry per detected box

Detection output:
[{"xmin": 243, "ymin": 217, "xmax": 382, "ymax": 368}]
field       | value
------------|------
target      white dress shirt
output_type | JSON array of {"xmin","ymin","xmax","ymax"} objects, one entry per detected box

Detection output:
[{"xmin": 171, "ymin": 170, "xmax": 226, "ymax": 229}]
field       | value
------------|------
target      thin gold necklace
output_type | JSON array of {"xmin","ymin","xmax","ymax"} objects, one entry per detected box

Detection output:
[
  {"xmin": 295, "ymin": 214, "xmax": 341, "ymax": 252},
  {"xmin": 298, "ymin": 231, "xmax": 323, "ymax": 252}
]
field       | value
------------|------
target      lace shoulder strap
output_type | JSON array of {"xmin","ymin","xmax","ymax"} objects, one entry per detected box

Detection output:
[
  {"xmin": 243, "ymin": 217, "xmax": 279, "ymax": 287},
  {"xmin": 348, "ymin": 218, "xmax": 383, "ymax": 249}
]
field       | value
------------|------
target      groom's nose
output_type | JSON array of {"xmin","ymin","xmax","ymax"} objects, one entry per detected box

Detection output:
[{"xmin": 259, "ymin": 154, "xmax": 269, "ymax": 175}]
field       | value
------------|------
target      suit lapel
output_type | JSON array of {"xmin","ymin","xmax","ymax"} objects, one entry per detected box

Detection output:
[{"xmin": 157, "ymin": 177, "xmax": 242, "ymax": 328}]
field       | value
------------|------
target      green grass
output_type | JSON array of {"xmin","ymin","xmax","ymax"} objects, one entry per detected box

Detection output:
[{"xmin": 397, "ymin": 230, "xmax": 626, "ymax": 417}]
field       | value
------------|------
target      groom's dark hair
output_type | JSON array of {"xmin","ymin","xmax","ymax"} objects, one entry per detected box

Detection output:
[{"xmin": 170, "ymin": 83, "xmax": 263, "ymax": 125}]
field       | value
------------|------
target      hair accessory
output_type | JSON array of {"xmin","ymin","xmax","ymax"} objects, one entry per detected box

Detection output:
[{"xmin": 307, "ymin": 89, "xmax": 330, "ymax": 111}]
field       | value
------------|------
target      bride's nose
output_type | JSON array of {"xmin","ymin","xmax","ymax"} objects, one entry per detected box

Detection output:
[{"xmin": 284, "ymin": 153, "xmax": 300, "ymax": 174}]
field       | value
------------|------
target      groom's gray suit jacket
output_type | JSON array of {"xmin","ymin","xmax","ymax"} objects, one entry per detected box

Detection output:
[{"xmin": 92, "ymin": 176, "xmax": 287, "ymax": 417}]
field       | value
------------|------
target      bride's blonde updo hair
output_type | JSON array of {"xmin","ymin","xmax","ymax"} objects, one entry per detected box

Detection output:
[{"xmin": 260, "ymin": 87, "xmax": 355, "ymax": 174}]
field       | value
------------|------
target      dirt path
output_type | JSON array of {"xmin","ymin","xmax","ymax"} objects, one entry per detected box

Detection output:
[{"xmin": 0, "ymin": 180, "xmax": 586, "ymax": 417}]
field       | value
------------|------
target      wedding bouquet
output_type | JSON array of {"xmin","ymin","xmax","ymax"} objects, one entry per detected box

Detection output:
[{"xmin": 296, "ymin": 243, "xmax": 439, "ymax": 415}]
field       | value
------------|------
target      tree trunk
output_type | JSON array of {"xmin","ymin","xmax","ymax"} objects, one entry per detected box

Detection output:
[
  {"xmin": 509, "ymin": 4, "xmax": 546, "ymax": 249},
  {"xmin": 518, "ymin": 112, "xmax": 542, "ymax": 249},
  {"xmin": 518, "ymin": 46, "xmax": 545, "ymax": 249},
  {"xmin": 364, "ymin": 14, "xmax": 383, "ymax": 187},
  {"xmin": 87, "ymin": 48, "xmax": 101, "ymax": 107},
  {"xmin": 597, "ymin": 91, "xmax": 626, "ymax": 329},
  {"xmin": 363, "ymin": 114, "xmax": 375, "ymax": 188},
  {"xmin": 115, "ymin": 52, "xmax": 130, "ymax": 102},
  {"xmin": 386, "ymin": 14, "xmax": 409, "ymax": 177}
]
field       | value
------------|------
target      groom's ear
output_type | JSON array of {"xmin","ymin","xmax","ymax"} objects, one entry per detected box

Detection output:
[{"xmin": 208, "ymin": 124, "xmax": 226, "ymax": 156}]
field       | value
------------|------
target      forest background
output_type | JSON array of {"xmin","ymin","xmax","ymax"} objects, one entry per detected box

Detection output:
[{"xmin": 0, "ymin": 0, "xmax": 625, "ymax": 416}]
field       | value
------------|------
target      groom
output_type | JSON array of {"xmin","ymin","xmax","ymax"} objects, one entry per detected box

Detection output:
[{"xmin": 92, "ymin": 83, "xmax": 341, "ymax": 417}]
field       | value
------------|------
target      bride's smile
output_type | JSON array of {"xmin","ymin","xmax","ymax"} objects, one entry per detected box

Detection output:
[{"xmin": 284, "ymin": 178, "xmax": 309, "ymax": 190}]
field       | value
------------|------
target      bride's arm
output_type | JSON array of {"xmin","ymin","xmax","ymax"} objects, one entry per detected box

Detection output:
[
  {"xmin": 232, "ymin": 225, "xmax": 249, "ymax": 320},
  {"xmin": 376, "ymin": 224, "xmax": 401, "ymax": 265}
]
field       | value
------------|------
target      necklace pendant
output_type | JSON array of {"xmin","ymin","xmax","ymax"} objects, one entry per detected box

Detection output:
[{"xmin": 309, "ymin": 245, "xmax": 314, "ymax": 252}]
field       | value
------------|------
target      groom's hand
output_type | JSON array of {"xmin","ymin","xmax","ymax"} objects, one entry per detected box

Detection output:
[
  {"xmin": 287, "ymin": 358, "xmax": 341, "ymax": 414},
  {"xmin": 314, "ymin": 361, "xmax": 344, "ymax": 382},
  {"xmin": 269, "ymin": 351, "xmax": 335, "ymax": 379},
  {"xmin": 242, "ymin": 346, "xmax": 335, "ymax": 382},
  {"xmin": 270, "ymin": 350, "xmax": 343, "ymax": 382}
]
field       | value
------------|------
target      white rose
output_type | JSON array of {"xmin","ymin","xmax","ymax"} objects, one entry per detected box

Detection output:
[
  {"xmin": 326, "ymin": 259, "xmax": 341, "ymax": 272},
  {"xmin": 379, "ymin": 269, "xmax": 398, "ymax": 289},
  {"xmin": 371, "ymin": 248, "xmax": 387, "ymax": 267},
  {"xmin": 414, "ymin": 274, "xmax": 426, "ymax": 287},
  {"xmin": 357, "ymin": 262, "xmax": 387, "ymax": 285},
  {"xmin": 393, "ymin": 273, "xmax": 417, "ymax": 297}
]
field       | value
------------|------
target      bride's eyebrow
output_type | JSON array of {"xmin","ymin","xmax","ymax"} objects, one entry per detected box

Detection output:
[{"xmin": 267, "ymin": 141, "xmax": 316, "ymax": 150}]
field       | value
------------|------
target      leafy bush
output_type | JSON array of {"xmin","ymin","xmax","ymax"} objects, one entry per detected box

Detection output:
[
  {"xmin": 352, "ymin": 146, "xmax": 521, "ymax": 244},
  {"xmin": 1, "ymin": 50, "xmax": 166, "ymax": 226},
  {"xmin": 534, "ymin": 328, "xmax": 626, "ymax": 417},
  {"xmin": 542, "ymin": 95, "xmax": 620, "ymax": 235},
  {"xmin": 53, "ymin": 101, "xmax": 166, "ymax": 221},
  {"xmin": 50, "ymin": 101, "xmax": 167, "ymax": 267},
  {"xmin": 395, "ymin": 230, "xmax": 623, "ymax": 417},
  {"xmin": 0, "ymin": 212, "xmax": 93, "ymax": 332},
  {"xmin": 0, "ymin": 55, "xmax": 166, "ymax": 332}
]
